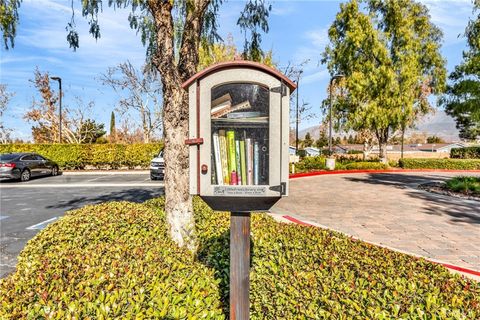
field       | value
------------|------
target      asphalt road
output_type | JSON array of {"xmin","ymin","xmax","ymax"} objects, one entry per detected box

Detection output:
[{"xmin": 0, "ymin": 173, "xmax": 164, "ymax": 278}]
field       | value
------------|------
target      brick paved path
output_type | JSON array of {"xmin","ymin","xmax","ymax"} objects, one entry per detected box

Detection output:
[{"xmin": 271, "ymin": 172, "xmax": 480, "ymax": 272}]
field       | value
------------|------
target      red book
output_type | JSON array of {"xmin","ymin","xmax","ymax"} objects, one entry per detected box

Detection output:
[{"xmin": 230, "ymin": 171, "xmax": 238, "ymax": 185}]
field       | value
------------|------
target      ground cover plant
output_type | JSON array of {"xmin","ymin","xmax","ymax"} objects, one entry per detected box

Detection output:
[
  {"xmin": 445, "ymin": 176, "xmax": 480, "ymax": 195},
  {"xmin": 1, "ymin": 198, "xmax": 479, "ymax": 319}
]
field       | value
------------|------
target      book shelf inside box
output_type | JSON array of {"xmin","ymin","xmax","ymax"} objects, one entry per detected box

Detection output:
[
  {"xmin": 211, "ymin": 126, "xmax": 269, "ymax": 186},
  {"xmin": 211, "ymin": 119, "xmax": 269, "ymax": 129}
]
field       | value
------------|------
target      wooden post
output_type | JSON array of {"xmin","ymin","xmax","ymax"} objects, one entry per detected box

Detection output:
[{"xmin": 230, "ymin": 212, "xmax": 251, "ymax": 320}]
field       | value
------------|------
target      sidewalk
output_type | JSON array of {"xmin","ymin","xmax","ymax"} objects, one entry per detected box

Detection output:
[{"xmin": 271, "ymin": 171, "xmax": 480, "ymax": 280}]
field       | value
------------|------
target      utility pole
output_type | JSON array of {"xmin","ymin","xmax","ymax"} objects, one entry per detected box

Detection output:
[
  {"xmin": 295, "ymin": 70, "xmax": 303, "ymax": 156},
  {"xmin": 50, "ymin": 76, "xmax": 62, "ymax": 143}
]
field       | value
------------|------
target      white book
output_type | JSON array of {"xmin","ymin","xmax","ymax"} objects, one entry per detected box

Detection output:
[
  {"xmin": 213, "ymin": 132, "xmax": 223, "ymax": 185},
  {"xmin": 246, "ymin": 138, "xmax": 253, "ymax": 185},
  {"xmin": 254, "ymin": 141, "xmax": 259, "ymax": 185}
]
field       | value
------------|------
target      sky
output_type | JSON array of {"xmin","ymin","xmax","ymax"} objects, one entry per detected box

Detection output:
[{"xmin": 0, "ymin": 0, "xmax": 476, "ymax": 141}]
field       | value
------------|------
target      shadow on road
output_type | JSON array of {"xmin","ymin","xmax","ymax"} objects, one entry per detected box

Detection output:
[
  {"xmin": 344, "ymin": 173, "xmax": 480, "ymax": 225},
  {"xmin": 45, "ymin": 188, "xmax": 165, "ymax": 211}
]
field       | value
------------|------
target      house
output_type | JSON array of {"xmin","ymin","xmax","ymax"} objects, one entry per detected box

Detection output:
[
  {"xmin": 289, "ymin": 146, "xmax": 297, "ymax": 155},
  {"xmin": 304, "ymin": 147, "xmax": 320, "ymax": 157}
]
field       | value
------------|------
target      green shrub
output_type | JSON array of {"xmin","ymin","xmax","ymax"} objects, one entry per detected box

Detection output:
[
  {"xmin": 2, "ymin": 198, "xmax": 479, "ymax": 318},
  {"xmin": 450, "ymin": 146, "xmax": 480, "ymax": 159},
  {"xmin": 445, "ymin": 176, "xmax": 480, "ymax": 194},
  {"xmin": 294, "ymin": 156, "xmax": 327, "ymax": 172},
  {"xmin": 399, "ymin": 158, "xmax": 480, "ymax": 170},
  {"xmin": 0, "ymin": 143, "xmax": 162, "ymax": 169},
  {"xmin": 0, "ymin": 201, "xmax": 223, "ymax": 319},
  {"xmin": 337, "ymin": 161, "xmax": 389, "ymax": 170}
]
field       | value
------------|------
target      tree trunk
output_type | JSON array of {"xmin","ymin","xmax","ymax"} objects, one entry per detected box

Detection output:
[
  {"xmin": 376, "ymin": 128, "xmax": 389, "ymax": 163},
  {"xmin": 162, "ymin": 83, "xmax": 196, "ymax": 252}
]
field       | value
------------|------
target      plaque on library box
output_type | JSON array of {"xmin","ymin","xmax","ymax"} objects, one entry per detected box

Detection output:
[{"xmin": 183, "ymin": 61, "xmax": 296, "ymax": 212}]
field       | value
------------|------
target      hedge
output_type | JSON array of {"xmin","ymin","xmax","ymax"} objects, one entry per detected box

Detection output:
[
  {"xmin": 337, "ymin": 161, "xmax": 389, "ymax": 170},
  {"xmin": 450, "ymin": 146, "xmax": 480, "ymax": 159},
  {"xmin": 0, "ymin": 143, "xmax": 163, "ymax": 169},
  {"xmin": 2, "ymin": 198, "xmax": 479, "ymax": 318},
  {"xmin": 399, "ymin": 158, "xmax": 480, "ymax": 170},
  {"xmin": 293, "ymin": 156, "xmax": 389, "ymax": 173},
  {"xmin": 0, "ymin": 201, "xmax": 224, "ymax": 319}
]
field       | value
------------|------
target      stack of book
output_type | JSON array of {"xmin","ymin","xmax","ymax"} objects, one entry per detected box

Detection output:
[
  {"xmin": 211, "ymin": 93, "xmax": 252, "ymax": 119},
  {"xmin": 212, "ymin": 130, "xmax": 265, "ymax": 185}
]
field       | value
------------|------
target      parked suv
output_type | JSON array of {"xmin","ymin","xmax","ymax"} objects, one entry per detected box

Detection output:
[
  {"xmin": 150, "ymin": 151, "xmax": 165, "ymax": 180},
  {"xmin": 0, "ymin": 153, "xmax": 60, "ymax": 182}
]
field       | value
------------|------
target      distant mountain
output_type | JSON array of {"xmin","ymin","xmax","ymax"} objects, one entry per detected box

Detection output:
[{"xmin": 298, "ymin": 110, "xmax": 460, "ymax": 142}]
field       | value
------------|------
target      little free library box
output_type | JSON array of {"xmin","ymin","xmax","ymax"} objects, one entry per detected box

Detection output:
[{"xmin": 183, "ymin": 61, "xmax": 296, "ymax": 212}]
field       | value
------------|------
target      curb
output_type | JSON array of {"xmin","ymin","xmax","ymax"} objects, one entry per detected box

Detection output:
[
  {"xmin": 289, "ymin": 169, "xmax": 480, "ymax": 179},
  {"xmin": 62, "ymin": 170, "xmax": 150, "ymax": 175},
  {"xmin": 281, "ymin": 214, "xmax": 480, "ymax": 280}
]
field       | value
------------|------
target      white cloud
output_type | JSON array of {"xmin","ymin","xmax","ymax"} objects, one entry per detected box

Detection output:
[
  {"xmin": 420, "ymin": 0, "xmax": 474, "ymax": 46},
  {"xmin": 302, "ymin": 69, "xmax": 329, "ymax": 85}
]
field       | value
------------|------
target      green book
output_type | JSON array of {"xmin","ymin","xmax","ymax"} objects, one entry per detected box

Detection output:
[
  {"xmin": 219, "ymin": 130, "xmax": 229, "ymax": 184},
  {"xmin": 239, "ymin": 140, "xmax": 247, "ymax": 185},
  {"xmin": 226, "ymin": 130, "xmax": 237, "ymax": 180}
]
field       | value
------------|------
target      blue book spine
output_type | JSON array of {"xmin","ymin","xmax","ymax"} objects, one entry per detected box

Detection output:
[{"xmin": 253, "ymin": 141, "xmax": 259, "ymax": 185}]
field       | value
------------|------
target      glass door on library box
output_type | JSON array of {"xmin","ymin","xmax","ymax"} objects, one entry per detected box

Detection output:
[{"xmin": 196, "ymin": 68, "xmax": 289, "ymax": 198}]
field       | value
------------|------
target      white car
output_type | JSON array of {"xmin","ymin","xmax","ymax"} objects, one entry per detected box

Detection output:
[{"xmin": 150, "ymin": 151, "xmax": 165, "ymax": 180}]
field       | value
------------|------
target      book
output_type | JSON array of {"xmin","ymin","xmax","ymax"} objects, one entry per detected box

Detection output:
[
  {"xmin": 253, "ymin": 141, "xmax": 259, "ymax": 185},
  {"xmin": 210, "ymin": 117, "xmax": 268, "ymax": 124},
  {"xmin": 218, "ymin": 130, "xmax": 229, "ymax": 184},
  {"xmin": 212, "ymin": 93, "xmax": 232, "ymax": 107},
  {"xmin": 227, "ymin": 111, "xmax": 263, "ymax": 119},
  {"xmin": 211, "ymin": 100, "xmax": 232, "ymax": 118},
  {"xmin": 239, "ymin": 140, "xmax": 247, "ymax": 185},
  {"xmin": 246, "ymin": 138, "xmax": 253, "ymax": 185},
  {"xmin": 212, "ymin": 132, "xmax": 223, "ymax": 185},
  {"xmin": 212, "ymin": 100, "xmax": 252, "ymax": 119},
  {"xmin": 226, "ymin": 130, "xmax": 237, "ymax": 185},
  {"xmin": 235, "ymin": 140, "xmax": 242, "ymax": 185}
]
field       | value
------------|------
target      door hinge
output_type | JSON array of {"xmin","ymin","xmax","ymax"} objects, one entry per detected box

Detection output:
[
  {"xmin": 269, "ymin": 182, "xmax": 286, "ymax": 195},
  {"xmin": 270, "ymin": 84, "xmax": 287, "ymax": 97}
]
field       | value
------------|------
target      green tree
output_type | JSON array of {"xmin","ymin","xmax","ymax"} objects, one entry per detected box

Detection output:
[
  {"xmin": 315, "ymin": 125, "xmax": 329, "ymax": 148},
  {"xmin": 426, "ymin": 135, "xmax": 444, "ymax": 144},
  {"xmin": 303, "ymin": 132, "xmax": 313, "ymax": 147},
  {"xmin": 109, "ymin": 111, "xmax": 116, "ymax": 143},
  {"xmin": 78, "ymin": 119, "xmax": 106, "ymax": 143},
  {"xmin": 322, "ymin": 0, "xmax": 446, "ymax": 162},
  {"xmin": 440, "ymin": 1, "xmax": 480, "ymax": 141},
  {"xmin": 2, "ymin": 0, "xmax": 272, "ymax": 250}
]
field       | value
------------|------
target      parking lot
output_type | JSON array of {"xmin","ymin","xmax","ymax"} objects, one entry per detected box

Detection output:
[{"xmin": 0, "ymin": 173, "xmax": 164, "ymax": 277}]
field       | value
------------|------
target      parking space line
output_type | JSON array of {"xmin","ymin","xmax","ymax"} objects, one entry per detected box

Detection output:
[
  {"xmin": 26, "ymin": 217, "xmax": 58, "ymax": 230},
  {"xmin": 0, "ymin": 216, "xmax": 9, "ymax": 221},
  {"xmin": 1, "ymin": 183, "xmax": 164, "ymax": 188},
  {"xmin": 87, "ymin": 177, "xmax": 105, "ymax": 182}
]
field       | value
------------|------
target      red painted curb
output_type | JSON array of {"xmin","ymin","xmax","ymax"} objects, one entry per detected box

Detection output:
[
  {"xmin": 289, "ymin": 169, "xmax": 480, "ymax": 179},
  {"xmin": 282, "ymin": 215, "xmax": 480, "ymax": 278}
]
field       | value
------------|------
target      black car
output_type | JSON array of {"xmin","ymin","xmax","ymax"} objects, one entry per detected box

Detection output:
[{"xmin": 0, "ymin": 153, "xmax": 60, "ymax": 182}]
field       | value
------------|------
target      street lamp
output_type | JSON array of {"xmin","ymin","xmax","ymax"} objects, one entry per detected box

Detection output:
[
  {"xmin": 328, "ymin": 74, "xmax": 344, "ymax": 154},
  {"xmin": 50, "ymin": 76, "xmax": 62, "ymax": 143},
  {"xmin": 295, "ymin": 70, "xmax": 303, "ymax": 157}
]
